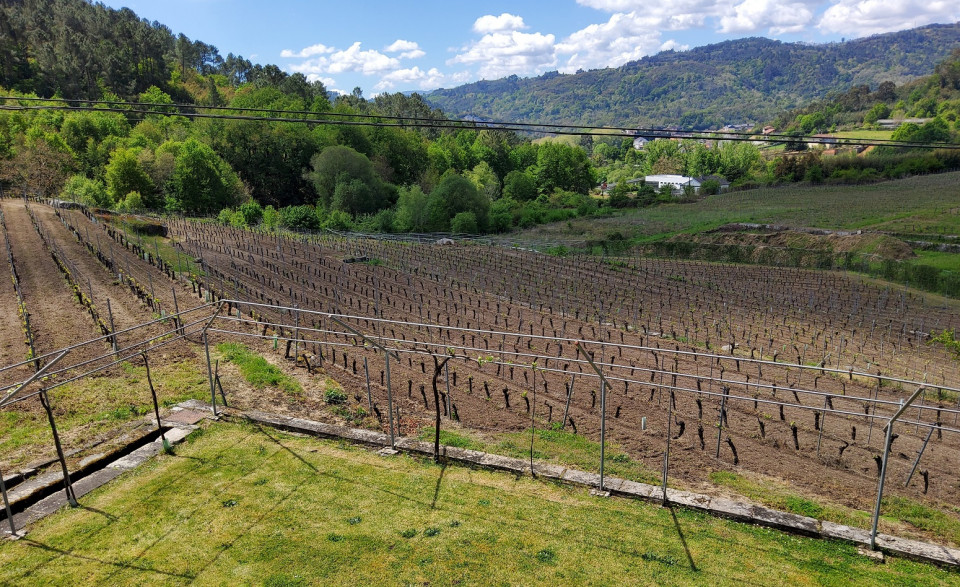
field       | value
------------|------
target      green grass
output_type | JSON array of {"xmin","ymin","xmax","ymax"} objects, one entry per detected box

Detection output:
[
  {"xmin": 883, "ymin": 496, "xmax": 960, "ymax": 545},
  {"xmin": 709, "ymin": 470, "xmax": 870, "ymax": 528},
  {"xmin": 217, "ymin": 342, "xmax": 302, "ymax": 396},
  {"xmin": 420, "ymin": 425, "xmax": 661, "ymax": 486},
  {"xmin": 914, "ymin": 251, "xmax": 960, "ymax": 272},
  {"xmin": 517, "ymin": 172, "xmax": 960, "ymax": 245},
  {"xmin": 0, "ymin": 421, "xmax": 955, "ymax": 585},
  {"xmin": 707, "ymin": 470, "xmax": 960, "ymax": 544},
  {"xmin": 832, "ymin": 130, "xmax": 894, "ymax": 140},
  {"xmin": 0, "ymin": 360, "xmax": 210, "ymax": 469},
  {"xmin": 417, "ymin": 427, "xmax": 486, "ymax": 451}
]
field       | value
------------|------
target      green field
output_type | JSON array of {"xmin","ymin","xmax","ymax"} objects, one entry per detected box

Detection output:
[
  {"xmin": 832, "ymin": 130, "xmax": 895, "ymax": 140},
  {"xmin": 0, "ymin": 421, "xmax": 956, "ymax": 585},
  {"xmin": 520, "ymin": 171, "xmax": 960, "ymax": 244}
]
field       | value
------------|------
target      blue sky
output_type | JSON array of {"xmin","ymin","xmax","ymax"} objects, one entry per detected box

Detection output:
[{"xmin": 103, "ymin": 1, "xmax": 960, "ymax": 95}]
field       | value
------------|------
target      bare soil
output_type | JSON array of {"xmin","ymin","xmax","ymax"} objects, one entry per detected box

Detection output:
[{"xmin": 165, "ymin": 220, "xmax": 960, "ymax": 547}]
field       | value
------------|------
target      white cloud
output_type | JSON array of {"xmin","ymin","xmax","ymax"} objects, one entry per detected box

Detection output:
[
  {"xmin": 450, "ymin": 31, "xmax": 557, "ymax": 79},
  {"xmin": 385, "ymin": 39, "xmax": 426, "ymax": 59},
  {"xmin": 576, "ymin": 0, "xmax": 647, "ymax": 10},
  {"xmin": 473, "ymin": 13, "xmax": 529, "ymax": 34},
  {"xmin": 659, "ymin": 39, "xmax": 690, "ymax": 52},
  {"xmin": 374, "ymin": 66, "xmax": 447, "ymax": 91},
  {"xmin": 720, "ymin": 0, "xmax": 819, "ymax": 35},
  {"xmin": 555, "ymin": 12, "xmax": 663, "ymax": 72},
  {"xmin": 577, "ymin": 0, "xmax": 728, "ymax": 29},
  {"xmin": 280, "ymin": 43, "xmax": 335, "ymax": 59},
  {"xmin": 385, "ymin": 39, "xmax": 418, "ymax": 52},
  {"xmin": 326, "ymin": 42, "xmax": 400, "ymax": 74},
  {"xmin": 818, "ymin": 0, "xmax": 960, "ymax": 36}
]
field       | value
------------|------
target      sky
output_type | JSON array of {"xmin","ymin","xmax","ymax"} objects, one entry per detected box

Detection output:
[{"xmin": 102, "ymin": 0, "xmax": 960, "ymax": 96}]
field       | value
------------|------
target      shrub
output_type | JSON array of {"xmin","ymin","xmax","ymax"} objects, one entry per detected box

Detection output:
[
  {"xmin": 280, "ymin": 205, "xmax": 320, "ymax": 231},
  {"xmin": 324, "ymin": 388, "xmax": 347, "ymax": 405},
  {"xmin": 450, "ymin": 211, "xmax": 478, "ymax": 234}
]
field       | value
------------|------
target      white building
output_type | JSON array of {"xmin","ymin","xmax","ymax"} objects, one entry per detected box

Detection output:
[{"xmin": 644, "ymin": 174, "xmax": 701, "ymax": 194}]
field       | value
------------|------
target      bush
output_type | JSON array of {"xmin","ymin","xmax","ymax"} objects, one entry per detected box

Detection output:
[
  {"xmin": 324, "ymin": 209, "xmax": 353, "ymax": 231},
  {"xmin": 279, "ymin": 205, "xmax": 320, "ymax": 230},
  {"xmin": 237, "ymin": 201, "xmax": 263, "ymax": 226},
  {"xmin": 217, "ymin": 208, "xmax": 234, "ymax": 225},
  {"xmin": 324, "ymin": 388, "xmax": 347, "ymax": 405},
  {"xmin": 62, "ymin": 174, "xmax": 111, "ymax": 208},
  {"xmin": 701, "ymin": 179, "xmax": 721, "ymax": 195},
  {"xmin": 261, "ymin": 205, "xmax": 280, "ymax": 230},
  {"xmin": 450, "ymin": 211, "xmax": 478, "ymax": 234},
  {"xmin": 116, "ymin": 191, "xmax": 144, "ymax": 212}
]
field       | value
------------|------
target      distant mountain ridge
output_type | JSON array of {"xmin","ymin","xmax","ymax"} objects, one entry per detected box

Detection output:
[{"xmin": 423, "ymin": 23, "xmax": 960, "ymax": 130}]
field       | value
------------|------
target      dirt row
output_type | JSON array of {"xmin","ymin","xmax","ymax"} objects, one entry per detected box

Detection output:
[{"xmin": 167, "ymin": 219, "xmax": 960, "ymax": 534}]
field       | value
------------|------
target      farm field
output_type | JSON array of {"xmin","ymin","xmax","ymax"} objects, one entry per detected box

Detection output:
[
  {"xmin": 165, "ymin": 214, "xmax": 960, "ymax": 545},
  {"xmin": 0, "ymin": 420, "xmax": 955, "ymax": 585},
  {"xmin": 513, "ymin": 171, "xmax": 960, "ymax": 245},
  {"xmin": 2, "ymin": 197, "xmax": 960, "ymax": 564}
]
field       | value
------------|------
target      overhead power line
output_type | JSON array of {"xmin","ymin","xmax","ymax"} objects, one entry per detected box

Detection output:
[{"xmin": 1, "ymin": 95, "xmax": 958, "ymax": 150}]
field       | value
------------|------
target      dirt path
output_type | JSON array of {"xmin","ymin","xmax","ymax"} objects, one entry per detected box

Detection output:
[
  {"xmin": 0, "ymin": 200, "xmax": 106, "ymax": 365},
  {"xmin": 31, "ymin": 206, "xmax": 158, "ymax": 333},
  {"xmin": 0, "ymin": 213, "xmax": 33, "ymax": 387}
]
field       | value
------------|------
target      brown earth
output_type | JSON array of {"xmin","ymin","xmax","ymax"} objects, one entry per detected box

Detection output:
[
  {"xmin": 670, "ymin": 229, "xmax": 916, "ymax": 261},
  {"xmin": 166, "ymin": 219, "xmax": 960, "ymax": 547},
  {"xmin": 2, "ymin": 205, "xmax": 959, "ymax": 548}
]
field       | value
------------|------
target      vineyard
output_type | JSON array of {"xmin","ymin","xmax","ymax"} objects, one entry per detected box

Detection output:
[{"xmin": 2, "ymin": 198, "xmax": 960, "ymax": 551}]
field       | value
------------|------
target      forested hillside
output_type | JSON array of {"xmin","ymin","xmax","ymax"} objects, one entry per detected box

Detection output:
[{"xmin": 425, "ymin": 24, "xmax": 960, "ymax": 129}]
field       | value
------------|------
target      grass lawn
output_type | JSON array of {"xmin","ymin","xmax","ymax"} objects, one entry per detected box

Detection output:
[
  {"xmin": 518, "ymin": 172, "xmax": 960, "ymax": 245},
  {"xmin": 914, "ymin": 250, "xmax": 960, "ymax": 272},
  {"xmin": 0, "ymin": 421, "xmax": 956, "ymax": 585},
  {"xmin": 0, "ymin": 359, "xmax": 210, "ymax": 469},
  {"xmin": 832, "ymin": 130, "xmax": 894, "ymax": 141}
]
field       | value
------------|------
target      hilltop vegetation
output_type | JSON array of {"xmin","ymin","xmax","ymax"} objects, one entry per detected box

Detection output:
[
  {"xmin": 776, "ymin": 48, "xmax": 960, "ymax": 139},
  {"xmin": 425, "ymin": 24, "xmax": 960, "ymax": 129}
]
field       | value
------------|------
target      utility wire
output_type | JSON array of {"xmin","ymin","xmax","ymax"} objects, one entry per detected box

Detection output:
[{"xmin": 2, "ymin": 96, "xmax": 958, "ymax": 150}]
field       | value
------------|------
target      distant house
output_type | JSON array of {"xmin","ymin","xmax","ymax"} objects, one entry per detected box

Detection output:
[
  {"xmin": 876, "ymin": 118, "xmax": 932, "ymax": 130},
  {"xmin": 762, "ymin": 126, "xmax": 776, "ymax": 135},
  {"xmin": 807, "ymin": 134, "xmax": 838, "ymax": 150},
  {"xmin": 602, "ymin": 174, "xmax": 727, "ymax": 196},
  {"xmin": 645, "ymin": 174, "xmax": 701, "ymax": 195},
  {"xmin": 696, "ymin": 175, "xmax": 731, "ymax": 193},
  {"xmin": 632, "ymin": 136, "xmax": 650, "ymax": 150}
]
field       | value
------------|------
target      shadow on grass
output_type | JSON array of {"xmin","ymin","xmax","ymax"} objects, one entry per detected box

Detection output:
[
  {"xmin": 77, "ymin": 504, "xmax": 117, "ymax": 522},
  {"xmin": 21, "ymin": 539, "xmax": 196, "ymax": 581},
  {"xmin": 669, "ymin": 505, "xmax": 698, "ymax": 572},
  {"xmin": 431, "ymin": 462, "xmax": 446, "ymax": 509}
]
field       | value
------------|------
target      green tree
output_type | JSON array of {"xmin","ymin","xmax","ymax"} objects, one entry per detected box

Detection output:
[
  {"xmin": 717, "ymin": 141, "xmax": 761, "ymax": 182},
  {"xmin": 262, "ymin": 205, "xmax": 280, "ymax": 230},
  {"xmin": 864, "ymin": 102, "xmax": 891, "ymax": 124},
  {"xmin": 426, "ymin": 172, "xmax": 489, "ymax": 232},
  {"xmin": 237, "ymin": 200, "xmax": 263, "ymax": 226},
  {"xmin": 163, "ymin": 138, "xmax": 242, "ymax": 213},
  {"xmin": 534, "ymin": 142, "xmax": 594, "ymax": 194},
  {"xmin": 61, "ymin": 174, "xmax": 110, "ymax": 207},
  {"xmin": 450, "ymin": 211, "xmax": 478, "ymax": 234},
  {"xmin": 393, "ymin": 185, "xmax": 431, "ymax": 233},
  {"xmin": 279, "ymin": 205, "xmax": 320, "ymax": 230},
  {"xmin": 105, "ymin": 147, "xmax": 154, "ymax": 206},
  {"xmin": 466, "ymin": 161, "xmax": 501, "ymax": 200},
  {"xmin": 502, "ymin": 169, "xmax": 537, "ymax": 201},
  {"xmin": 116, "ymin": 191, "xmax": 144, "ymax": 212},
  {"xmin": 305, "ymin": 145, "xmax": 384, "ymax": 209}
]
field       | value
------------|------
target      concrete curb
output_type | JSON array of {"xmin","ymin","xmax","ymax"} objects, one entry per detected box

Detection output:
[
  {"xmin": 241, "ymin": 408, "xmax": 960, "ymax": 568},
  {"xmin": 2, "ymin": 414, "xmax": 201, "ymax": 539}
]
